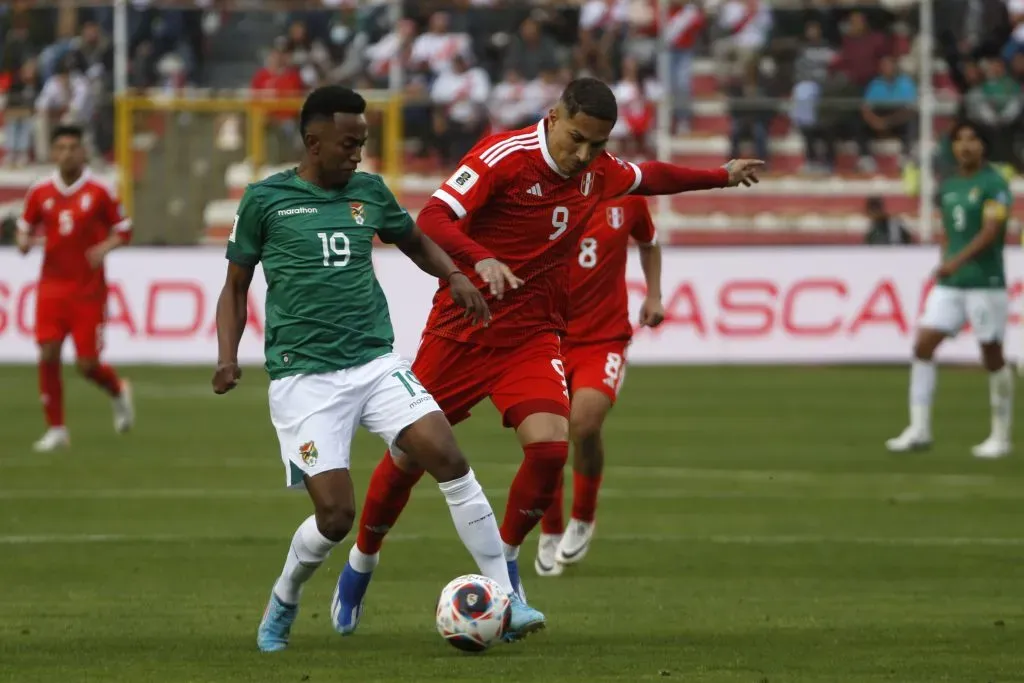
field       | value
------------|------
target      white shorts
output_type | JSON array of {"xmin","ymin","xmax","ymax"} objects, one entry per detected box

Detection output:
[
  {"xmin": 919, "ymin": 285, "xmax": 1009, "ymax": 343},
  {"xmin": 268, "ymin": 352, "xmax": 442, "ymax": 488}
]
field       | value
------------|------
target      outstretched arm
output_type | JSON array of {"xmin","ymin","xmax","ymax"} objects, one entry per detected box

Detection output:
[
  {"xmin": 393, "ymin": 224, "xmax": 491, "ymax": 324},
  {"xmin": 631, "ymin": 159, "xmax": 764, "ymax": 196}
]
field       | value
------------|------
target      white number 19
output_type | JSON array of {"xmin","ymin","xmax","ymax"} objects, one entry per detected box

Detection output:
[
  {"xmin": 951, "ymin": 205, "xmax": 966, "ymax": 232},
  {"xmin": 548, "ymin": 206, "xmax": 569, "ymax": 241},
  {"xmin": 317, "ymin": 231, "xmax": 351, "ymax": 267}
]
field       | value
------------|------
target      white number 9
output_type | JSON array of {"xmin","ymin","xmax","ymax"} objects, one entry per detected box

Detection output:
[
  {"xmin": 548, "ymin": 206, "xmax": 569, "ymax": 241},
  {"xmin": 58, "ymin": 210, "xmax": 75, "ymax": 236}
]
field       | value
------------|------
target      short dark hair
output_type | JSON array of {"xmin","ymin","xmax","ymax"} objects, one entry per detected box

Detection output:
[
  {"xmin": 51, "ymin": 124, "xmax": 84, "ymax": 144},
  {"xmin": 299, "ymin": 85, "xmax": 367, "ymax": 136},
  {"xmin": 559, "ymin": 77, "xmax": 617, "ymax": 123},
  {"xmin": 949, "ymin": 118, "xmax": 988, "ymax": 152}
]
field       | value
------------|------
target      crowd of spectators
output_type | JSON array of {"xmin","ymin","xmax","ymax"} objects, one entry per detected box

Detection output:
[{"xmin": 1, "ymin": 0, "xmax": 1023, "ymax": 175}]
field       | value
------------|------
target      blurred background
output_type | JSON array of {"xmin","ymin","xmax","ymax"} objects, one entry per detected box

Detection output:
[{"xmin": 0, "ymin": 0, "xmax": 1021, "ymax": 250}]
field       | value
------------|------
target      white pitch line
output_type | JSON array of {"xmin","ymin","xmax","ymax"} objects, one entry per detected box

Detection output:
[
  {"xmin": 1, "ymin": 532, "xmax": 1023, "ymax": 547},
  {"xmin": 0, "ymin": 487, "xmax": 1019, "ymax": 502}
]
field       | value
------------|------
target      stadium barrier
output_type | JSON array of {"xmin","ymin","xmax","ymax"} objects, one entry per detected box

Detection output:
[{"xmin": 0, "ymin": 247, "xmax": 1020, "ymax": 365}]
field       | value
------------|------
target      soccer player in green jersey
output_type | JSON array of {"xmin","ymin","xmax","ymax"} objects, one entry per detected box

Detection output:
[
  {"xmin": 212, "ymin": 86, "xmax": 546, "ymax": 652},
  {"xmin": 887, "ymin": 120, "xmax": 1015, "ymax": 459}
]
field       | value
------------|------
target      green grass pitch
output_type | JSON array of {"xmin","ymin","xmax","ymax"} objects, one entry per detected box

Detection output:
[{"xmin": 1, "ymin": 364, "xmax": 1022, "ymax": 682}]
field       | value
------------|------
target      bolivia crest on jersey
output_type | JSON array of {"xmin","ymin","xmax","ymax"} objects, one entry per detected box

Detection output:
[
  {"xmin": 350, "ymin": 201, "xmax": 365, "ymax": 225},
  {"xmin": 580, "ymin": 172, "xmax": 594, "ymax": 197},
  {"xmin": 607, "ymin": 206, "xmax": 624, "ymax": 229}
]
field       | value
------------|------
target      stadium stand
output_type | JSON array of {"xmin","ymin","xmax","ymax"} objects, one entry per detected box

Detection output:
[{"xmin": 0, "ymin": 0, "xmax": 1022, "ymax": 248}]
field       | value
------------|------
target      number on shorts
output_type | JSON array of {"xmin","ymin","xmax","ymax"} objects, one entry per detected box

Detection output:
[
  {"xmin": 550, "ymin": 358, "xmax": 569, "ymax": 400},
  {"xmin": 58, "ymin": 210, "xmax": 75, "ymax": 236},
  {"xmin": 951, "ymin": 205, "xmax": 966, "ymax": 232},
  {"xmin": 548, "ymin": 206, "xmax": 570, "ymax": 241},
  {"xmin": 392, "ymin": 370, "xmax": 427, "ymax": 397},
  {"xmin": 317, "ymin": 231, "xmax": 351, "ymax": 267},
  {"xmin": 602, "ymin": 353, "xmax": 623, "ymax": 390},
  {"xmin": 578, "ymin": 237, "xmax": 598, "ymax": 269}
]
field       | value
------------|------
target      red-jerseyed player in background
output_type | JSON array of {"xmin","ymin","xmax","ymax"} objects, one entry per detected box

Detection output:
[
  {"xmin": 16, "ymin": 125, "xmax": 135, "ymax": 452},
  {"xmin": 534, "ymin": 195, "xmax": 662, "ymax": 577},
  {"xmin": 334, "ymin": 78, "xmax": 761, "ymax": 634}
]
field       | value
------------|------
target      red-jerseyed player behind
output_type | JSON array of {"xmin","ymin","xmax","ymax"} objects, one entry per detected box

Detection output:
[
  {"xmin": 16, "ymin": 125, "xmax": 135, "ymax": 452},
  {"xmin": 334, "ymin": 78, "xmax": 761, "ymax": 633},
  {"xmin": 535, "ymin": 195, "xmax": 663, "ymax": 576}
]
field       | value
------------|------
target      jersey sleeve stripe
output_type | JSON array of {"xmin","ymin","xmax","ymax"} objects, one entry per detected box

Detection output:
[
  {"xmin": 112, "ymin": 218, "xmax": 133, "ymax": 233},
  {"xmin": 432, "ymin": 188, "xmax": 468, "ymax": 219},
  {"xmin": 479, "ymin": 132, "xmax": 538, "ymax": 165},
  {"xmin": 486, "ymin": 142, "xmax": 541, "ymax": 167},
  {"xmin": 627, "ymin": 162, "xmax": 643, "ymax": 194}
]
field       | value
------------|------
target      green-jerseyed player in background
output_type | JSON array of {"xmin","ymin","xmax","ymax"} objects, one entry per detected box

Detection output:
[
  {"xmin": 212, "ymin": 86, "xmax": 545, "ymax": 652},
  {"xmin": 887, "ymin": 120, "xmax": 1015, "ymax": 459}
]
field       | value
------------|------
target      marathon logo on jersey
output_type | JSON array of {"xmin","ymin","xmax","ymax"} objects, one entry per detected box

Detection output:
[
  {"xmin": 607, "ymin": 206, "xmax": 624, "ymax": 229},
  {"xmin": 580, "ymin": 172, "xmax": 594, "ymax": 197},
  {"xmin": 446, "ymin": 165, "xmax": 479, "ymax": 196},
  {"xmin": 278, "ymin": 207, "xmax": 319, "ymax": 216},
  {"xmin": 350, "ymin": 201, "xmax": 365, "ymax": 225}
]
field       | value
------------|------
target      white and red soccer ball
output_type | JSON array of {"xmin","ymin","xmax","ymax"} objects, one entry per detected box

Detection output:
[{"xmin": 435, "ymin": 574, "xmax": 511, "ymax": 652}]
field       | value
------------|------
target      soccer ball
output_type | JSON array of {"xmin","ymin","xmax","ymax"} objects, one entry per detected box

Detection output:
[{"xmin": 435, "ymin": 574, "xmax": 511, "ymax": 652}]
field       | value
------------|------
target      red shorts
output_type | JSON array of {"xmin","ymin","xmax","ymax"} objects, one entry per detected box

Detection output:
[
  {"xmin": 563, "ymin": 339, "xmax": 630, "ymax": 404},
  {"xmin": 35, "ymin": 290, "xmax": 106, "ymax": 359},
  {"xmin": 412, "ymin": 333, "xmax": 570, "ymax": 428}
]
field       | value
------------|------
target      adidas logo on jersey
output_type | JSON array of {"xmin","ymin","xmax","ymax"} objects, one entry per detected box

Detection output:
[
  {"xmin": 277, "ymin": 207, "xmax": 319, "ymax": 216},
  {"xmin": 526, "ymin": 184, "xmax": 543, "ymax": 197}
]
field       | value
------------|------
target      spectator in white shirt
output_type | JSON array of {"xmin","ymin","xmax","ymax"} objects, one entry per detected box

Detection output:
[
  {"xmin": 430, "ymin": 53, "xmax": 491, "ymax": 164},
  {"xmin": 664, "ymin": 0, "xmax": 706, "ymax": 132},
  {"xmin": 490, "ymin": 68, "xmax": 535, "ymax": 131},
  {"xmin": 610, "ymin": 56, "xmax": 662, "ymax": 157},
  {"xmin": 34, "ymin": 60, "xmax": 92, "ymax": 162},
  {"xmin": 363, "ymin": 18, "xmax": 418, "ymax": 88},
  {"xmin": 576, "ymin": 0, "xmax": 630, "ymax": 80},
  {"xmin": 711, "ymin": 0, "xmax": 773, "ymax": 83},
  {"xmin": 522, "ymin": 67, "xmax": 564, "ymax": 122},
  {"xmin": 410, "ymin": 11, "xmax": 473, "ymax": 79}
]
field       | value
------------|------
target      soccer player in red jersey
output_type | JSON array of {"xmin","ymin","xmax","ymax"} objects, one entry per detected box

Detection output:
[
  {"xmin": 534, "ymin": 195, "xmax": 663, "ymax": 576},
  {"xmin": 16, "ymin": 125, "xmax": 135, "ymax": 452},
  {"xmin": 335, "ymin": 78, "xmax": 761, "ymax": 633}
]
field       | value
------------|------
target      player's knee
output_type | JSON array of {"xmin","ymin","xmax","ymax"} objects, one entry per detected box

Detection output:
[
  {"xmin": 570, "ymin": 410, "xmax": 604, "ymax": 445},
  {"xmin": 314, "ymin": 503, "xmax": 356, "ymax": 542},
  {"xmin": 912, "ymin": 334, "xmax": 940, "ymax": 361},
  {"xmin": 981, "ymin": 343, "xmax": 1005, "ymax": 371},
  {"xmin": 517, "ymin": 412, "xmax": 569, "ymax": 444},
  {"xmin": 39, "ymin": 344, "xmax": 60, "ymax": 364},
  {"xmin": 76, "ymin": 358, "xmax": 98, "ymax": 377}
]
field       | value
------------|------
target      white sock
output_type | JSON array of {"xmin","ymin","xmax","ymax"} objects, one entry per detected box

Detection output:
[
  {"xmin": 348, "ymin": 544, "xmax": 380, "ymax": 574},
  {"xmin": 909, "ymin": 359, "xmax": 936, "ymax": 434},
  {"xmin": 989, "ymin": 365, "xmax": 1014, "ymax": 442},
  {"xmin": 502, "ymin": 542, "xmax": 520, "ymax": 561},
  {"xmin": 438, "ymin": 469, "xmax": 515, "ymax": 595},
  {"xmin": 272, "ymin": 515, "xmax": 338, "ymax": 606}
]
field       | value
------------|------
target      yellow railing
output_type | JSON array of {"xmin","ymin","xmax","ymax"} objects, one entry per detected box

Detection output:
[{"xmin": 113, "ymin": 91, "xmax": 404, "ymax": 218}]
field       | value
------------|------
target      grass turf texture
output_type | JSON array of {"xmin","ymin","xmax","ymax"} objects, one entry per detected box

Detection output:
[{"xmin": 1, "ymin": 364, "xmax": 1022, "ymax": 683}]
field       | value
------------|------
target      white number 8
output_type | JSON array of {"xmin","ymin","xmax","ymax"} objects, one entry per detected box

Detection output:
[
  {"xmin": 548, "ymin": 206, "xmax": 569, "ymax": 241},
  {"xmin": 579, "ymin": 237, "xmax": 598, "ymax": 268},
  {"xmin": 58, "ymin": 210, "xmax": 75, "ymax": 236}
]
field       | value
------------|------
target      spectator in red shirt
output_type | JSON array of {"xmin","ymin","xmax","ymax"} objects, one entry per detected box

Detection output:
[
  {"xmin": 250, "ymin": 48, "xmax": 306, "ymax": 163},
  {"xmin": 833, "ymin": 11, "xmax": 891, "ymax": 90}
]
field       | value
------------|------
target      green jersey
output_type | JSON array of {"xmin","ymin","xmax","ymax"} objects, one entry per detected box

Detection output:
[
  {"xmin": 938, "ymin": 164, "xmax": 1012, "ymax": 289},
  {"xmin": 226, "ymin": 169, "xmax": 414, "ymax": 379}
]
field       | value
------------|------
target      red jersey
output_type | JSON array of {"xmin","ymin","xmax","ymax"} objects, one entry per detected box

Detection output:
[
  {"xmin": 424, "ymin": 120, "xmax": 643, "ymax": 347},
  {"xmin": 19, "ymin": 169, "xmax": 132, "ymax": 298},
  {"xmin": 566, "ymin": 195, "xmax": 656, "ymax": 343}
]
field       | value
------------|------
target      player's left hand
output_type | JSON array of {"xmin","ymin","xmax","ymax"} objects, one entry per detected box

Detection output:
[
  {"xmin": 212, "ymin": 362, "xmax": 242, "ymax": 394},
  {"xmin": 449, "ymin": 272, "xmax": 492, "ymax": 325},
  {"xmin": 934, "ymin": 261, "xmax": 959, "ymax": 279},
  {"xmin": 639, "ymin": 295, "xmax": 665, "ymax": 328},
  {"xmin": 723, "ymin": 159, "xmax": 765, "ymax": 187},
  {"xmin": 85, "ymin": 245, "xmax": 106, "ymax": 269}
]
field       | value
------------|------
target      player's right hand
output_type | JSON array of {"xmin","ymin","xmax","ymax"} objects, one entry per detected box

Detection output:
[
  {"xmin": 449, "ymin": 272, "xmax": 491, "ymax": 325},
  {"xmin": 474, "ymin": 258, "xmax": 523, "ymax": 300},
  {"xmin": 212, "ymin": 362, "xmax": 242, "ymax": 394}
]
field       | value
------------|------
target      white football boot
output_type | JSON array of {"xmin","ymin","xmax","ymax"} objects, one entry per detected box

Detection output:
[
  {"xmin": 113, "ymin": 380, "xmax": 134, "ymax": 433},
  {"xmin": 972, "ymin": 436, "xmax": 1012, "ymax": 459},
  {"xmin": 885, "ymin": 426, "xmax": 932, "ymax": 453},
  {"xmin": 555, "ymin": 519, "xmax": 595, "ymax": 565},
  {"xmin": 533, "ymin": 533, "xmax": 564, "ymax": 577},
  {"xmin": 33, "ymin": 427, "xmax": 70, "ymax": 452}
]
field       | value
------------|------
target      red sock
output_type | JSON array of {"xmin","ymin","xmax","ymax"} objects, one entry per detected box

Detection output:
[
  {"xmin": 86, "ymin": 364, "xmax": 122, "ymax": 397},
  {"xmin": 356, "ymin": 452, "xmax": 424, "ymax": 555},
  {"xmin": 38, "ymin": 361, "xmax": 64, "ymax": 428},
  {"xmin": 571, "ymin": 471, "xmax": 603, "ymax": 523},
  {"xmin": 540, "ymin": 469, "xmax": 565, "ymax": 535},
  {"xmin": 500, "ymin": 441, "xmax": 568, "ymax": 547}
]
